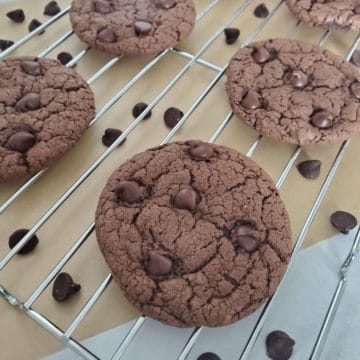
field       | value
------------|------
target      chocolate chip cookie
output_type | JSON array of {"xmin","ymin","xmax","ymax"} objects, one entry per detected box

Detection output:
[
  {"xmin": 285, "ymin": 0, "xmax": 360, "ymax": 31},
  {"xmin": 70, "ymin": 0, "xmax": 196, "ymax": 55},
  {"xmin": 226, "ymin": 38, "xmax": 360, "ymax": 145},
  {"xmin": 0, "ymin": 57, "xmax": 95, "ymax": 181},
  {"xmin": 95, "ymin": 141, "xmax": 292, "ymax": 327}
]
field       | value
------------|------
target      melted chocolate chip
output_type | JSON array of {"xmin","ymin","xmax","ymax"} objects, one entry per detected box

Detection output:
[
  {"xmin": 52, "ymin": 273, "xmax": 81, "ymax": 302},
  {"xmin": 94, "ymin": 0, "xmax": 111, "ymax": 14},
  {"xmin": 6, "ymin": 9, "xmax": 25, "ymax": 23},
  {"xmin": 116, "ymin": 181, "xmax": 142, "ymax": 203},
  {"xmin": 289, "ymin": 70, "xmax": 308, "ymax": 88},
  {"xmin": 252, "ymin": 46, "xmax": 271, "ymax": 63},
  {"xmin": 21, "ymin": 60, "xmax": 42, "ymax": 75},
  {"xmin": 8, "ymin": 229, "xmax": 39, "ymax": 255},
  {"xmin": 330, "ymin": 211, "xmax": 357, "ymax": 234},
  {"xmin": 350, "ymin": 50, "xmax": 360, "ymax": 67},
  {"xmin": 354, "ymin": 6, "xmax": 360, "ymax": 14},
  {"xmin": 188, "ymin": 141, "xmax": 215, "ymax": 160},
  {"xmin": 197, "ymin": 353, "xmax": 221, "ymax": 360},
  {"xmin": 266, "ymin": 330, "xmax": 295, "ymax": 360},
  {"xmin": 224, "ymin": 28, "xmax": 240, "ymax": 44},
  {"xmin": 7, "ymin": 131, "xmax": 36, "ymax": 152},
  {"xmin": 146, "ymin": 251, "xmax": 173, "ymax": 276},
  {"xmin": 164, "ymin": 107, "xmax": 183, "ymax": 128},
  {"xmin": 15, "ymin": 93, "xmax": 40, "ymax": 112},
  {"xmin": 97, "ymin": 27, "xmax": 116, "ymax": 42},
  {"xmin": 310, "ymin": 110, "xmax": 333, "ymax": 129},
  {"xmin": 241, "ymin": 90, "xmax": 261, "ymax": 110},
  {"xmin": 134, "ymin": 20, "xmax": 153, "ymax": 36},
  {"xmin": 297, "ymin": 160, "xmax": 321, "ymax": 179},
  {"xmin": 0, "ymin": 39, "xmax": 14, "ymax": 51},
  {"xmin": 102, "ymin": 128, "xmax": 125, "ymax": 147},
  {"xmin": 254, "ymin": 3, "xmax": 269, "ymax": 18},
  {"xmin": 174, "ymin": 187, "xmax": 198, "ymax": 211},
  {"xmin": 44, "ymin": 1, "xmax": 61, "ymax": 16},
  {"xmin": 350, "ymin": 82, "xmax": 360, "ymax": 99},
  {"xmin": 156, "ymin": 0, "xmax": 176, "ymax": 9},
  {"xmin": 132, "ymin": 102, "xmax": 152, "ymax": 119},
  {"xmin": 28, "ymin": 19, "xmax": 44, "ymax": 33},
  {"xmin": 235, "ymin": 225, "xmax": 260, "ymax": 252},
  {"xmin": 57, "ymin": 51, "xmax": 73, "ymax": 65}
]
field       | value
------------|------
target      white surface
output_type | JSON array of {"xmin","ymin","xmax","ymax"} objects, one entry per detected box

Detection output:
[{"xmin": 45, "ymin": 229, "xmax": 360, "ymax": 360}]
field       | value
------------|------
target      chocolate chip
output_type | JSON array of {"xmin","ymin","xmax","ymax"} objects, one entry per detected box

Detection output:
[
  {"xmin": 197, "ymin": 353, "xmax": 221, "ymax": 360},
  {"xmin": 235, "ymin": 225, "xmax": 260, "ymax": 252},
  {"xmin": 0, "ymin": 39, "xmax": 14, "ymax": 51},
  {"xmin": 354, "ymin": 6, "xmax": 360, "ymax": 14},
  {"xmin": 155, "ymin": 0, "xmax": 176, "ymax": 9},
  {"xmin": 134, "ymin": 20, "xmax": 153, "ymax": 36},
  {"xmin": 7, "ymin": 131, "xmax": 36, "ymax": 152},
  {"xmin": 266, "ymin": 330, "xmax": 295, "ymax": 360},
  {"xmin": 6, "ymin": 9, "xmax": 25, "ymax": 23},
  {"xmin": 21, "ymin": 60, "xmax": 42, "ymax": 75},
  {"xmin": 116, "ymin": 181, "xmax": 142, "ymax": 203},
  {"xmin": 350, "ymin": 50, "xmax": 360, "ymax": 67},
  {"xmin": 164, "ymin": 107, "xmax": 183, "ymax": 128},
  {"xmin": 52, "ymin": 273, "xmax": 81, "ymax": 302},
  {"xmin": 102, "ymin": 128, "xmax": 126, "ymax": 147},
  {"xmin": 330, "ymin": 211, "xmax": 357, "ymax": 234},
  {"xmin": 188, "ymin": 141, "xmax": 215, "ymax": 160},
  {"xmin": 252, "ymin": 46, "xmax": 271, "ymax": 63},
  {"xmin": 224, "ymin": 28, "xmax": 240, "ymax": 45},
  {"xmin": 57, "ymin": 51, "xmax": 73, "ymax": 65},
  {"xmin": 350, "ymin": 82, "xmax": 360, "ymax": 99},
  {"xmin": 97, "ymin": 27, "xmax": 116, "ymax": 42},
  {"xmin": 132, "ymin": 102, "xmax": 151, "ymax": 119},
  {"xmin": 28, "ymin": 19, "xmax": 44, "ymax": 33},
  {"xmin": 254, "ymin": 3, "xmax": 269, "ymax": 18},
  {"xmin": 16, "ymin": 93, "xmax": 40, "ymax": 112},
  {"xmin": 289, "ymin": 70, "xmax": 308, "ymax": 88},
  {"xmin": 310, "ymin": 110, "xmax": 333, "ymax": 129},
  {"xmin": 241, "ymin": 90, "xmax": 261, "ymax": 110},
  {"xmin": 8, "ymin": 229, "xmax": 39, "ymax": 254},
  {"xmin": 174, "ymin": 187, "xmax": 198, "ymax": 211},
  {"xmin": 146, "ymin": 251, "xmax": 173, "ymax": 276},
  {"xmin": 44, "ymin": 1, "xmax": 61, "ymax": 16},
  {"xmin": 297, "ymin": 160, "xmax": 321, "ymax": 179},
  {"xmin": 94, "ymin": 0, "xmax": 111, "ymax": 14}
]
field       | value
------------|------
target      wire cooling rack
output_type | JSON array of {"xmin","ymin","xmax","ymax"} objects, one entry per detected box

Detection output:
[{"xmin": 0, "ymin": 0, "xmax": 359, "ymax": 359}]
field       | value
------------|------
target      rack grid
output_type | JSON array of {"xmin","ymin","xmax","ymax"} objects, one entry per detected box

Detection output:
[{"xmin": 0, "ymin": 1, "xmax": 359, "ymax": 359}]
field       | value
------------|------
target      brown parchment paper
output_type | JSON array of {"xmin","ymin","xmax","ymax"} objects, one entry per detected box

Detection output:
[{"xmin": 0, "ymin": 0, "xmax": 359, "ymax": 359}]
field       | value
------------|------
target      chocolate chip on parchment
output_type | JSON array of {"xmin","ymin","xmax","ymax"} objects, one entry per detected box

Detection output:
[
  {"xmin": 44, "ymin": 1, "xmax": 61, "ymax": 16},
  {"xmin": 52, "ymin": 273, "xmax": 81, "ymax": 302},
  {"xmin": 0, "ymin": 39, "xmax": 14, "ymax": 51},
  {"xmin": 197, "ymin": 353, "xmax": 221, "ymax": 360},
  {"xmin": 297, "ymin": 160, "xmax": 321, "ymax": 179},
  {"xmin": 266, "ymin": 330, "xmax": 295, "ymax": 360},
  {"xmin": 6, "ymin": 9, "xmax": 25, "ymax": 23},
  {"xmin": 164, "ymin": 107, "xmax": 183, "ymax": 128},
  {"xmin": 57, "ymin": 51, "xmax": 73, "ymax": 65},
  {"xmin": 102, "ymin": 128, "xmax": 126, "ymax": 147},
  {"xmin": 132, "ymin": 102, "xmax": 152, "ymax": 119},
  {"xmin": 8, "ymin": 229, "xmax": 39, "ymax": 254},
  {"xmin": 330, "ymin": 211, "xmax": 357, "ymax": 234},
  {"xmin": 254, "ymin": 3, "xmax": 269, "ymax": 18},
  {"xmin": 224, "ymin": 28, "xmax": 240, "ymax": 44},
  {"xmin": 28, "ymin": 19, "xmax": 44, "ymax": 33}
]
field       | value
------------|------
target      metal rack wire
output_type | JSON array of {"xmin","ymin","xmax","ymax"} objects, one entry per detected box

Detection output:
[{"xmin": 0, "ymin": 0, "xmax": 359, "ymax": 359}]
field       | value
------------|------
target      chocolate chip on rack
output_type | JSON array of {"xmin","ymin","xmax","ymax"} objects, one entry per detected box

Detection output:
[
  {"xmin": 57, "ymin": 51, "xmax": 73, "ymax": 65},
  {"xmin": 102, "ymin": 128, "xmax": 126, "ymax": 147},
  {"xmin": 8, "ymin": 229, "xmax": 39, "ymax": 254},
  {"xmin": 132, "ymin": 102, "xmax": 152, "ymax": 119},
  {"xmin": 28, "ymin": 18, "xmax": 44, "ymax": 33},
  {"xmin": 297, "ymin": 160, "xmax": 321, "ymax": 179},
  {"xmin": 164, "ymin": 107, "xmax": 184, "ymax": 128},
  {"xmin": 197, "ymin": 353, "xmax": 221, "ymax": 360},
  {"xmin": 254, "ymin": 3, "xmax": 269, "ymax": 18},
  {"xmin": 52, "ymin": 273, "xmax": 81, "ymax": 302},
  {"xmin": 266, "ymin": 330, "xmax": 295, "ymax": 360},
  {"xmin": 0, "ymin": 39, "xmax": 14, "ymax": 50}
]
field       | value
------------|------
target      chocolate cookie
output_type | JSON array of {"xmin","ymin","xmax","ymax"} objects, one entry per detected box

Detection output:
[
  {"xmin": 0, "ymin": 57, "xmax": 95, "ymax": 181},
  {"xmin": 70, "ymin": 0, "xmax": 196, "ymax": 56},
  {"xmin": 285, "ymin": 0, "xmax": 360, "ymax": 31},
  {"xmin": 226, "ymin": 38, "xmax": 360, "ymax": 145},
  {"xmin": 95, "ymin": 141, "xmax": 292, "ymax": 327}
]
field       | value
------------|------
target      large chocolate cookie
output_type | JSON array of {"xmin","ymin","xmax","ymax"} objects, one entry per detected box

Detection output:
[
  {"xmin": 0, "ymin": 57, "xmax": 95, "ymax": 181},
  {"xmin": 226, "ymin": 38, "xmax": 360, "ymax": 145},
  {"xmin": 70, "ymin": 0, "xmax": 196, "ymax": 55},
  {"xmin": 285, "ymin": 0, "xmax": 360, "ymax": 31},
  {"xmin": 95, "ymin": 141, "xmax": 292, "ymax": 327}
]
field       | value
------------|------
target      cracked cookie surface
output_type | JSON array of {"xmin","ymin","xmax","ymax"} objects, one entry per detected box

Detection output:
[
  {"xmin": 0, "ymin": 57, "xmax": 95, "ymax": 182},
  {"xmin": 70, "ymin": 0, "xmax": 196, "ymax": 55},
  {"xmin": 226, "ymin": 38, "xmax": 360, "ymax": 145},
  {"xmin": 95, "ymin": 141, "xmax": 292, "ymax": 327},
  {"xmin": 285, "ymin": 0, "xmax": 360, "ymax": 31}
]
